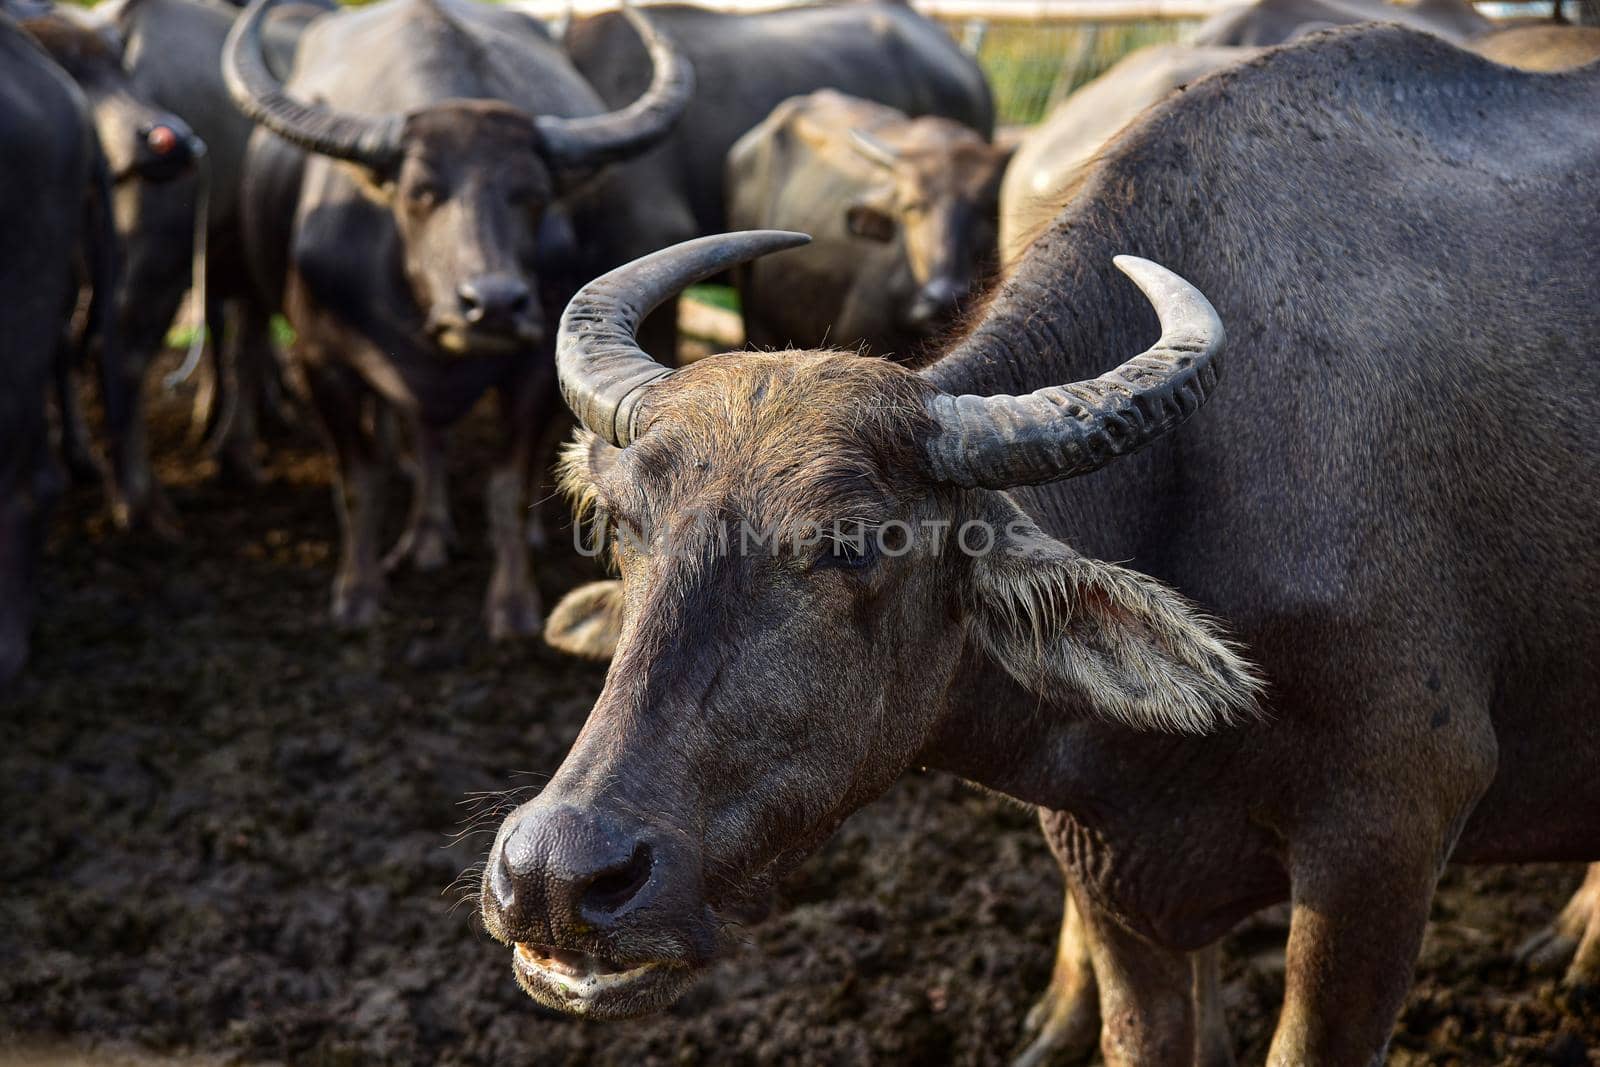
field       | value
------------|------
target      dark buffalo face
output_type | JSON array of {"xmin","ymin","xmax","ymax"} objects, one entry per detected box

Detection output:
[
  {"xmin": 24, "ymin": 14, "xmax": 201, "ymax": 182},
  {"xmin": 844, "ymin": 123, "xmax": 1011, "ymax": 334},
  {"xmin": 223, "ymin": 0, "xmax": 693, "ymax": 361},
  {"xmin": 372, "ymin": 103, "xmax": 548, "ymax": 355},
  {"xmin": 479, "ymin": 233, "xmax": 1261, "ymax": 1018},
  {"xmin": 482, "ymin": 356, "xmax": 977, "ymax": 1017}
]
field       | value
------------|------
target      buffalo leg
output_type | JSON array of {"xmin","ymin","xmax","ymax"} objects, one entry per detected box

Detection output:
[
  {"xmin": 54, "ymin": 345, "xmax": 99, "ymax": 482},
  {"xmin": 1267, "ymin": 845, "xmax": 1439, "ymax": 1065},
  {"xmin": 1191, "ymin": 946, "xmax": 1233, "ymax": 1067},
  {"xmin": 102, "ymin": 335, "xmax": 178, "ymax": 538},
  {"xmin": 385, "ymin": 420, "xmax": 454, "ymax": 573},
  {"xmin": 483, "ymin": 365, "xmax": 552, "ymax": 640},
  {"xmin": 1519, "ymin": 863, "xmax": 1600, "ymax": 987},
  {"xmin": 1071, "ymin": 885, "xmax": 1197, "ymax": 1066},
  {"xmin": 1014, "ymin": 889, "xmax": 1100, "ymax": 1067},
  {"xmin": 304, "ymin": 363, "xmax": 386, "ymax": 628},
  {"xmin": 210, "ymin": 299, "xmax": 270, "ymax": 486}
]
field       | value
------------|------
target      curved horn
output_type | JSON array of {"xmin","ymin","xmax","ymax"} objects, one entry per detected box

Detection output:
[
  {"xmin": 223, "ymin": 0, "xmax": 402, "ymax": 169},
  {"xmin": 922, "ymin": 256, "xmax": 1225, "ymax": 488},
  {"xmin": 557, "ymin": 230, "xmax": 810, "ymax": 447},
  {"xmin": 534, "ymin": 7, "xmax": 693, "ymax": 170},
  {"xmin": 848, "ymin": 128, "xmax": 900, "ymax": 170}
]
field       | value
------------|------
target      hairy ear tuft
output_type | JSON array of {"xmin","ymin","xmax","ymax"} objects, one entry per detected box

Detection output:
[
  {"xmin": 971, "ymin": 515, "xmax": 1264, "ymax": 734},
  {"xmin": 546, "ymin": 579, "xmax": 624, "ymax": 662}
]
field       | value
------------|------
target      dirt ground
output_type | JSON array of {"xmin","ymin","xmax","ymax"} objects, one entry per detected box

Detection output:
[{"xmin": 1, "ymin": 366, "xmax": 1597, "ymax": 1066}]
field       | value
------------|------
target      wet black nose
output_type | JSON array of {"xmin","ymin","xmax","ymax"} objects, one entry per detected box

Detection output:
[
  {"xmin": 490, "ymin": 805, "xmax": 656, "ymax": 937},
  {"xmin": 908, "ymin": 277, "xmax": 968, "ymax": 330},
  {"xmin": 135, "ymin": 120, "xmax": 200, "ymax": 180},
  {"xmin": 458, "ymin": 275, "xmax": 532, "ymax": 330}
]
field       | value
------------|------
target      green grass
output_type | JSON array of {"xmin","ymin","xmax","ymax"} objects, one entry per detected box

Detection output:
[
  {"xmin": 166, "ymin": 314, "xmax": 295, "ymax": 351},
  {"xmin": 684, "ymin": 284, "xmax": 740, "ymax": 313},
  {"xmin": 940, "ymin": 18, "xmax": 1201, "ymax": 127}
]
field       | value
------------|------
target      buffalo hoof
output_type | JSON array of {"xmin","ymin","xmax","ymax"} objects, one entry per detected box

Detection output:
[
  {"xmin": 385, "ymin": 521, "xmax": 454, "ymax": 574},
  {"xmin": 1011, "ymin": 989, "xmax": 1099, "ymax": 1067},
  {"xmin": 1519, "ymin": 866, "xmax": 1600, "ymax": 987},
  {"xmin": 331, "ymin": 583, "xmax": 384, "ymax": 630},
  {"xmin": 486, "ymin": 590, "xmax": 542, "ymax": 642},
  {"xmin": 111, "ymin": 487, "xmax": 182, "ymax": 542},
  {"xmin": 1519, "ymin": 925, "xmax": 1581, "ymax": 977}
]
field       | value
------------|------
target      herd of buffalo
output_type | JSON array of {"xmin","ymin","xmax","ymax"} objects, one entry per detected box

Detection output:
[{"xmin": 3, "ymin": 0, "xmax": 1598, "ymax": 1060}]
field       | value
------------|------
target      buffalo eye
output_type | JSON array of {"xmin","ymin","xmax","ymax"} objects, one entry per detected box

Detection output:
[
  {"xmin": 407, "ymin": 181, "xmax": 442, "ymax": 208},
  {"xmin": 846, "ymin": 204, "xmax": 896, "ymax": 243},
  {"xmin": 814, "ymin": 534, "xmax": 879, "ymax": 573}
]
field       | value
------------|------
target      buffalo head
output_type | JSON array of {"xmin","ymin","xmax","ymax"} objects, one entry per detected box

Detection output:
[
  {"xmin": 841, "ymin": 119, "xmax": 1011, "ymax": 334},
  {"xmin": 24, "ymin": 12, "xmax": 203, "ymax": 182},
  {"xmin": 223, "ymin": 0, "xmax": 691, "ymax": 356},
  {"xmin": 479, "ymin": 232, "xmax": 1263, "ymax": 1016}
]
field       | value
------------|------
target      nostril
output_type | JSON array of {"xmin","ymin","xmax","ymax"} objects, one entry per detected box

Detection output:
[
  {"xmin": 508, "ymin": 290, "xmax": 530, "ymax": 314},
  {"xmin": 490, "ymin": 848, "xmax": 516, "ymax": 911},
  {"xmin": 580, "ymin": 841, "xmax": 652, "ymax": 919}
]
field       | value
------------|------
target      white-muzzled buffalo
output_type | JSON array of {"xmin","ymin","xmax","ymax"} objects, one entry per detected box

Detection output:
[
  {"xmin": 482, "ymin": 25, "xmax": 1599, "ymax": 1065},
  {"xmin": 727, "ymin": 90, "xmax": 1012, "ymax": 359},
  {"xmin": 227, "ymin": 0, "xmax": 692, "ymax": 637}
]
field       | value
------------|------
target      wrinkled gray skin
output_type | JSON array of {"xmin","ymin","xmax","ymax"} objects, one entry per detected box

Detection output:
[
  {"xmin": 1195, "ymin": 0, "xmax": 1488, "ymax": 45},
  {"xmin": 238, "ymin": 0, "xmax": 688, "ymax": 637},
  {"xmin": 22, "ymin": 7, "xmax": 201, "ymax": 535},
  {"xmin": 999, "ymin": 44, "xmax": 1259, "ymax": 266},
  {"xmin": 727, "ymin": 91, "xmax": 1010, "ymax": 361},
  {"xmin": 0, "ymin": 14, "xmax": 100, "ymax": 684},
  {"xmin": 487, "ymin": 27, "xmax": 1600, "ymax": 1066},
  {"xmin": 96, "ymin": 0, "xmax": 325, "ymax": 494}
]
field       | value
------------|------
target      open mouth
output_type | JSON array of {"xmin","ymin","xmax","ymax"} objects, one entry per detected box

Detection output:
[
  {"xmin": 431, "ymin": 320, "xmax": 542, "ymax": 356},
  {"xmin": 512, "ymin": 942, "xmax": 690, "ymax": 1017}
]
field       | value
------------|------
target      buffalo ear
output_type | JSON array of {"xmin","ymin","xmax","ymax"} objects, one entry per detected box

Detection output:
[
  {"xmin": 968, "ymin": 503, "xmax": 1263, "ymax": 734},
  {"xmin": 846, "ymin": 202, "xmax": 896, "ymax": 243},
  {"xmin": 340, "ymin": 160, "xmax": 398, "ymax": 207},
  {"xmin": 546, "ymin": 580, "xmax": 625, "ymax": 662}
]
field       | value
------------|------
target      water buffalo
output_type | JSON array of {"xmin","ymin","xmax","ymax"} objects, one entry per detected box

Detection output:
[
  {"xmin": 96, "ymin": 0, "xmax": 326, "ymax": 491},
  {"xmin": 0, "ymin": 12, "xmax": 114, "ymax": 683},
  {"xmin": 21, "ymin": 7, "xmax": 201, "ymax": 533},
  {"xmin": 230, "ymin": 0, "xmax": 691, "ymax": 637},
  {"xmin": 1195, "ymin": 0, "xmax": 1488, "ymax": 45},
  {"xmin": 482, "ymin": 25, "xmax": 1600, "ymax": 1066},
  {"xmin": 566, "ymin": 1, "xmax": 994, "ymax": 241},
  {"xmin": 999, "ymin": 44, "xmax": 1258, "ymax": 265},
  {"xmin": 726, "ymin": 91, "xmax": 1010, "ymax": 359}
]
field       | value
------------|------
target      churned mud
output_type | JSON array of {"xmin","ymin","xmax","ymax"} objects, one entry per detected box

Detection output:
[{"xmin": 2, "ymin": 365, "xmax": 1596, "ymax": 1065}]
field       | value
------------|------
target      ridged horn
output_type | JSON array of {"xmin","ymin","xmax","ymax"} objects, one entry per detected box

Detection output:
[
  {"xmin": 557, "ymin": 231, "xmax": 811, "ymax": 447},
  {"xmin": 922, "ymin": 256, "xmax": 1225, "ymax": 488},
  {"xmin": 223, "ymin": 0, "xmax": 403, "ymax": 170},
  {"xmin": 534, "ymin": 7, "xmax": 693, "ymax": 171}
]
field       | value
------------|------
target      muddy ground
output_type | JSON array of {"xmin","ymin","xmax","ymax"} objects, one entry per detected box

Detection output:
[{"xmin": 2, "ymin": 366, "xmax": 1597, "ymax": 1066}]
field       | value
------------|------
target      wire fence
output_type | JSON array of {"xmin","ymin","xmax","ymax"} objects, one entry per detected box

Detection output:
[{"xmin": 939, "ymin": 16, "xmax": 1201, "ymax": 125}]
